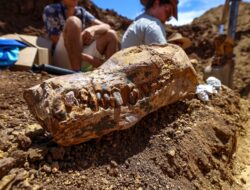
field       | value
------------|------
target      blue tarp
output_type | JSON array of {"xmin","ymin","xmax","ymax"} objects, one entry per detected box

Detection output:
[{"xmin": 0, "ymin": 39, "xmax": 27, "ymax": 67}]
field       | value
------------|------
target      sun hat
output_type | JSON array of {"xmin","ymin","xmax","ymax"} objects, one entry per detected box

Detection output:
[{"xmin": 168, "ymin": 33, "xmax": 192, "ymax": 49}]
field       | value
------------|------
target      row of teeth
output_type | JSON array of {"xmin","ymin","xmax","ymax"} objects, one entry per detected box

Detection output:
[{"xmin": 52, "ymin": 78, "xmax": 170, "ymax": 120}]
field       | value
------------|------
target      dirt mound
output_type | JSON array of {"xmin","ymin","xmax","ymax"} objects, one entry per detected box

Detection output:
[{"xmin": 0, "ymin": 1, "xmax": 250, "ymax": 190}]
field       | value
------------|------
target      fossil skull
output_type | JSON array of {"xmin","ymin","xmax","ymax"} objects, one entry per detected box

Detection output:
[{"xmin": 24, "ymin": 44, "xmax": 198, "ymax": 146}]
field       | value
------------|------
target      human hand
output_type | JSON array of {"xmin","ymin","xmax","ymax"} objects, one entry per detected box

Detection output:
[
  {"xmin": 81, "ymin": 53, "xmax": 104, "ymax": 68},
  {"xmin": 81, "ymin": 28, "xmax": 95, "ymax": 45},
  {"xmin": 91, "ymin": 57, "xmax": 104, "ymax": 68}
]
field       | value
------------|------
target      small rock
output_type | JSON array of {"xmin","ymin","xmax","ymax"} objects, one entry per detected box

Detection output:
[
  {"xmin": 9, "ymin": 150, "xmax": 27, "ymax": 166},
  {"xmin": 0, "ymin": 150, "xmax": 7, "ymax": 159},
  {"xmin": 0, "ymin": 173, "xmax": 16, "ymax": 190},
  {"xmin": 241, "ymin": 177, "xmax": 246, "ymax": 184},
  {"xmin": 167, "ymin": 150, "xmax": 176, "ymax": 157},
  {"xmin": 163, "ymin": 137, "xmax": 171, "ymax": 141},
  {"xmin": 222, "ymin": 155, "xmax": 228, "ymax": 162},
  {"xmin": 110, "ymin": 160, "xmax": 118, "ymax": 168},
  {"xmin": 0, "ymin": 157, "xmax": 16, "ymax": 179},
  {"xmin": 51, "ymin": 162, "xmax": 60, "ymax": 173},
  {"xmin": 75, "ymin": 171, "xmax": 80, "ymax": 177},
  {"xmin": 166, "ymin": 128, "xmax": 175, "ymax": 137},
  {"xmin": 8, "ymin": 135, "xmax": 15, "ymax": 141},
  {"xmin": 24, "ymin": 162, "xmax": 29, "ymax": 169},
  {"xmin": 0, "ymin": 135, "xmax": 10, "ymax": 151},
  {"xmin": 27, "ymin": 147, "xmax": 48, "ymax": 162},
  {"xmin": 183, "ymin": 127, "xmax": 192, "ymax": 133},
  {"xmin": 16, "ymin": 134, "xmax": 32, "ymax": 150},
  {"xmin": 25, "ymin": 124, "xmax": 44, "ymax": 138},
  {"xmin": 42, "ymin": 164, "xmax": 51, "ymax": 173},
  {"xmin": 175, "ymin": 130, "xmax": 184, "ymax": 137},
  {"xmin": 15, "ymin": 169, "xmax": 29, "ymax": 181},
  {"xmin": 64, "ymin": 180, "xmax": 72, "ymax": 185},
  {"xmin": 0, "ymin": 114, "xmax": 8, "ymax": 119}
]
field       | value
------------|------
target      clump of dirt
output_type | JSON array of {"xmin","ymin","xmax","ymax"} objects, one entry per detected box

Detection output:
[{"xmin": 0, "ymin": 1, "xmax": 250, "ymax": 189}]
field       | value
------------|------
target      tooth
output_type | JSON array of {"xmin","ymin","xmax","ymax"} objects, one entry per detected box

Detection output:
[
  {"xmin": 159, "ymin": 79, "xmax": 167, "ymax": 87},
  {"xmin": 128, "ymin": 83, "xmax": 135, "ymax": 90},
  {"xmin": 140, "ymin": 84, "xmax": 150, "ymax": 96},
  {"xmin": 54, "ymin": 107, "xmax": 67, "ymax": 121},
  {"xmin": 96, "ymin": 91, "xmax": 105, "ymax": 108},
  {"xmin": 88, "ymin": 92, "xmax": 99, "ymax": 111},
  {"xmin": 129, "ymin": 93, "xmax": 136, "ymax": 105},
  {"xmin": 96, "ymin": 91, "xmax": 102, "ymax": 101},
  {"xmin": 129, "ymin": 89, "xmax": 139, "ymax": 105},
  {"xmin": 101, "ymin": 85, "xmax": 111, "ymax": 93},
  {"xmin": 52, "ymin": 98, "xmax": 67, "ymax": 121},
  {"xmin": 151, "ymin": 82, "xmax": 158, "ymax": 92},
  {"xmin": 113, "ymin": 91, "xmax": 123, "ymax": 106},
  {"xmin": 110, "ymin": 96, "xmax": 116, "ymax": 108},
  {"xmin": 79, "ymin": 89, "xmax": 89, "ymax": 103},
  {"xmin": 132, "ymin": 88, "xmax": 140, "ymax": 99},
  {"xmin": 64, "ymin": 91, "xmax": 78, "ymax": 107},
  {"xmin": 119, "ymin": 85, "xmax": 130, "ymax": 105},
  {"xmin": 103, "ymin": 93, "xmax": 110, "ymax": 109}
]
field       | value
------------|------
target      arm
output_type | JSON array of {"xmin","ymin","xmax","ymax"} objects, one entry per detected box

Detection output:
[
  {"xmin": 89, "ymin": 19, "xmax": 111, "ymax": 36},
  {"xmin": 81, "ymin": 53, "xmax": 104, "ymax": 68},
  {"xmin": 81, "ymin": 19, "xmax": 110, "ymax": 67},
  {"xmin": 81, "ymin": 19, "xmax": 111, "ymax": 45}
]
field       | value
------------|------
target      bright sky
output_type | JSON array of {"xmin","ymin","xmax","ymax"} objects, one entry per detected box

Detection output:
[{"xmin": 92, "ymin": 0, "xmax": 250, "ymax": 26}]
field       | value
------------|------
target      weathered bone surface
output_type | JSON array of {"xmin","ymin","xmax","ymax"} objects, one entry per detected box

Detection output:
[{"xmin": 24, "ymin": 44, "xmax": 198, "ymax": 146}]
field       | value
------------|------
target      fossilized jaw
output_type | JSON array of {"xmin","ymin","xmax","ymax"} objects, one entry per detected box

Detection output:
[{"xmin": 24, "ymin": 44, "xmax": 198, "ymax": 146}]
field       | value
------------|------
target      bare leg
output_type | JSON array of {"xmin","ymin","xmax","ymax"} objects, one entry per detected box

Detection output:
[
  {"xmin": 63, "ymin": 16, "xmax": 82, "ymax": 71},
  {"xmin": 96, "ymin": 29, "xmax": 119, "ymax": 59}
]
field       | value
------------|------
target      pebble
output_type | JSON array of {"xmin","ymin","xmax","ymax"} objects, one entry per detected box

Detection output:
[
  {"xmin": 75, "ymin": 172, "xmax": 81, "ymax": 177},
  {"xmin": 16, "ymin": 134, "xmax": 32, "ymax": 150},
  {"xmin": 0, "ymin": 150, "xmax": 7, "ymax": 159},
  {"xmin": 24, "ymin": 161, "xmax": 30, "ymax": 169},
  {"xmin": 167, "ymin": 150, "xmax": 176, "ymax": 157},
  {"xmin": 0, "ymin": 114, "xmax": 7, "ymax": 119},
  {"xmin": 175, "ymin": 130, "xmax": 184, "ymax": 137},
  {"xmin": 51, "ymin": 162, "xmax": 60, "ymax": 173},
  {"xmin": 10, "ymin": 150, "xmax": 27, "ymax": 166},
  {"xmin": 183, "ymin": 127, "xmax": 192, "ymax": 133},
  {"xmin": 240, "ymin": 177, "xmax": 246, "ymax": 184},
  {"xmin": 64, "ymin": 180, "xmax": 72, "ymax": 185},
  {"xmin": 163, "ymin": 137, "xmax": 171, "ymax": 141},
  {"xmin": 25, "ymin": 124, "xmax": 44, "ymax": 138},
  {"xmin": 110, "ymin": 160, "xmax": 118, "ymax": 168},
  {"xmin": 0, "ymin": 157, "xmax": 16, "ymax": 179},
  {"xmin": 28, "ymin": 147, "xmax": 48, "ymax": 162},
  {"xmin": 42, "ymin": 164, "xmax": 51, "ymax": 173},
  {"xmin": 8, "ymin": 135, "xmax": 15, "ymax": 141}
]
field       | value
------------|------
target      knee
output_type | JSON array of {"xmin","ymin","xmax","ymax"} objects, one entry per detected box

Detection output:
[
  {"xmin": 65, "ymin": 16, "xmax": 81, "ymax": 31},
  {"xmin": 106, "ymin": 29, "xmax": 118, "ymax": 42}
]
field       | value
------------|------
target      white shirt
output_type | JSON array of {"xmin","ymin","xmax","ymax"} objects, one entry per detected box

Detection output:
[{"xmin": 121, "ymin": 13, "xmax": 167, "ymax": 49}]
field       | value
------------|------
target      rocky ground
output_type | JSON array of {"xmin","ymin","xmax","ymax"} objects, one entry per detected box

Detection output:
[{"xmin": 0, "ymin": 1, "xmax": 250, "ymax": 189}]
